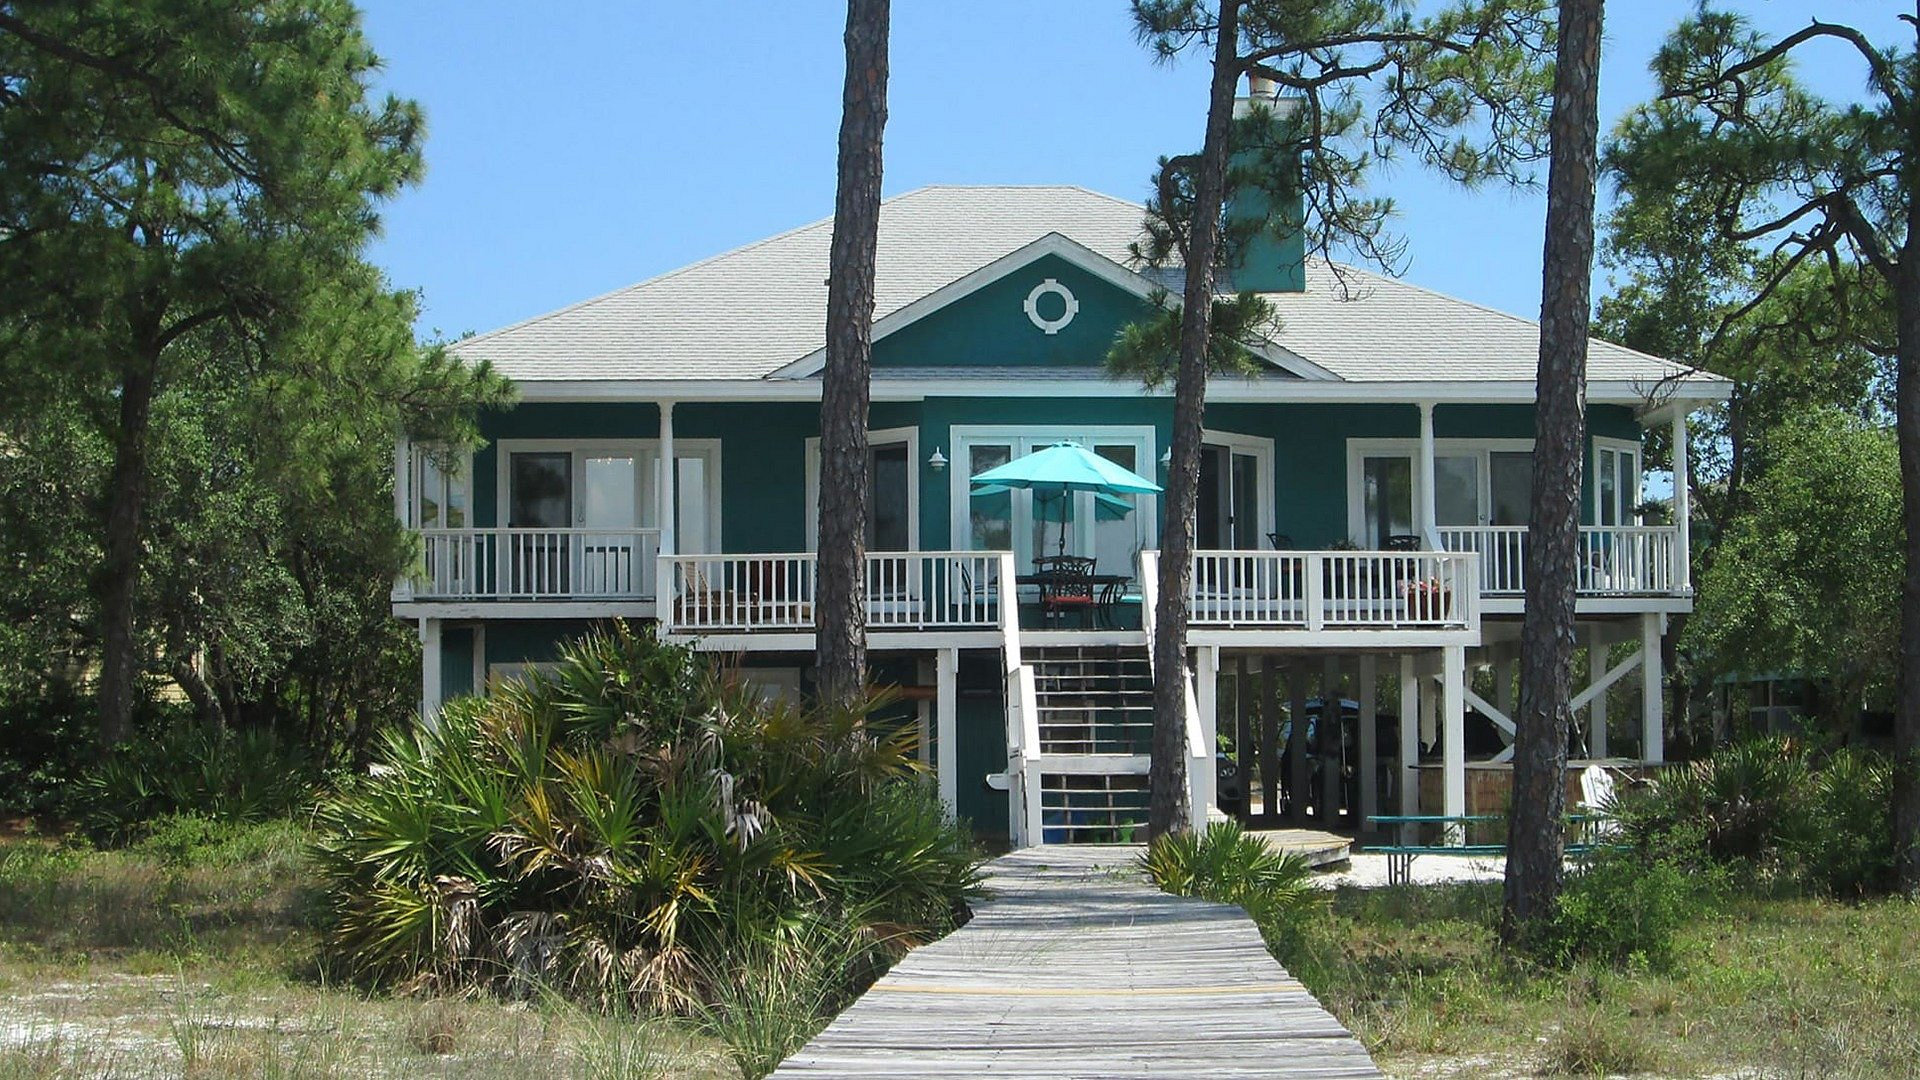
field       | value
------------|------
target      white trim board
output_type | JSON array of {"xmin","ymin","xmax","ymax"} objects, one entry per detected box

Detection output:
[{"xmin": 509, "ymin": 375, "xmax": 1732, "ymax": 407}]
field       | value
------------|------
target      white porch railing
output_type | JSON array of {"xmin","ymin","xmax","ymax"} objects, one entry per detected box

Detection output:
[
  {"xmin": 1437, "ymin": 525, "xmax": 1683, "ymax": 596},
  {"xmin": 661, "ymin": 551, "xmax": 1006, "ymax": 634},
  {"xmin": 412, "ymin": 528, "xmax": 663, "ymax": 600},
  {"xmin": 1188, "ymin": 550, "xmax": 1480, "ymax": 630}
]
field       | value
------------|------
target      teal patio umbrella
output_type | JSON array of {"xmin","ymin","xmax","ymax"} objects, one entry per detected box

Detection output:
[{"xmin": 969, "ymin": 442, "xmax": 1162, "ymax": 557}]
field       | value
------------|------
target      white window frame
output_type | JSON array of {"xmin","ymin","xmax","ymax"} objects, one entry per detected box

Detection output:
[
  {"xmin": 803, "ymin": 426, "xmax": 920, "ymax": 552},
  {"xmin": 1345, "ymin": 437, "xmax": 1536, "ymax": 543},
  {"xmin": 410, "ymin": 444, "xmax": 473, "ymax": 530},
  {"xmin": 1199, "ymin": 428, "xmax": 1277, "ymax": 549},
  {"xmin": 1592, "ymin": 437, "xmax": 1644, "ymax": 526},
  {"xmin": 493, "ymin": 438, "xmax": 722, "ymax": 543},
  {"xmin": 948, "ymin": 424, "xmax": 1159, "ymax": 566}
]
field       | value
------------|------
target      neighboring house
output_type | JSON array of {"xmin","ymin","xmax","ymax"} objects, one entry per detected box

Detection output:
[{"xmin": 393, "ymin": 88, "xmax": 1728, "ymax": 846}]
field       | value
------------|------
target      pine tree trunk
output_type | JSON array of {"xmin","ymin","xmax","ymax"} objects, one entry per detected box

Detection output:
[
  {"xmin": 96, "ymin": 352, "xmax": 159, "ymax": 747},
  {"xmin": 1893, "ymin": 217, "xmax": 1920, "ymax": 894},
  {"xmin": 815, "ymin": 0, "xmax": 889, "ymax": 705},
  {"xmin": 1502, "ymin": 0, "xmax": 1603, "ymax": 943},
  {"xmin": 1149, "ymin": 0, "xmax": 1241, "ymax": 840}
]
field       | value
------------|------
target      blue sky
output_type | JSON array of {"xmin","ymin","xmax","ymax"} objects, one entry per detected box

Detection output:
[{"xmin": 358, "ymin": 1, "xmax": 1901, "ymax": 342}]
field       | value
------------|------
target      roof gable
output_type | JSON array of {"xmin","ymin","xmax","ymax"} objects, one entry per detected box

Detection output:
[{"xmin": 774, "ymin": 233, "xmax": 1331, "ymax": 381}]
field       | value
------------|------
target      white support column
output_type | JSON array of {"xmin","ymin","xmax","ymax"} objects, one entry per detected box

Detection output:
[
  {"xmin": 419, "ymin": 617, "xmax": 443, "ymax": 723},
  {"xmin": 1417, "ymin": 401, "xmax": 1438, "ymax": 548},
  {"xmin": 1399, "ymin": 654, "xmax": 1420, "ymax": 818},
  {"xmin": 657, "ymin": 401, "xmax": 677, "ymax": 556},
  {"xmin": 1672, "ymin": 409, "xmax": 1692, "ymax": 592},
  {"xmin": 1358, "ymin": 654, "xmax": 1379, "ymax": 827},
  {"xmin": 1587, "ymin": 625, "xmax": 1610, "ymax": 758},
  {"xmin": 1442, "ymin": 645, "xmax": 1467, "ymax": 841},
  {"xmin": 1195, "ymin": 646, "xmax": 1220, "ymax": 827},
  {"xmin": 936, "ymin": 648, "xmax": 959, "ymax": 817},
  {"xmin": 1641, "ymin": 612, "xmax": 1665, "ymax": 764}
]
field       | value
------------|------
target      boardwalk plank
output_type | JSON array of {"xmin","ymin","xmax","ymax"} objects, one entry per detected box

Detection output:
[{"xmin": 770, "ymin": 846, "xmax": 1382, "ymax": 1078}]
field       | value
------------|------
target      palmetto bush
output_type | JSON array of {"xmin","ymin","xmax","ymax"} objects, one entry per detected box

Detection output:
[
  {"xmin": 1605, "ymin": 735, "xmax": 1896, "ymax": 896},
  {"xmin": 313, "ymin": 622, "xmax": 980, "ymax": 1011},
  {"xmin": 1139, "ymin": 821, "xmax": 1321, "ymax": 925}
]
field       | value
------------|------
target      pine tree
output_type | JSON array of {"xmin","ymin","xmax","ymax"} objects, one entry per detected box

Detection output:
[
  {"xmin": 1121, "ymin": 0, "xmax": 1554, "ymax": 838},
  {"xmin": 1502, "ymin": 0, "xmax": 1604, "ymax": 942},
  {"xmin": 1612, "ymin": 5, "xmax": 1920, "ymax": 893},
  {"xmin": 0, "ymin": 0, "xmax": 461, "ymax": 746},
  {"xmin": 815, "ymin": 0, "xmax": 891, "ymax": 705}
]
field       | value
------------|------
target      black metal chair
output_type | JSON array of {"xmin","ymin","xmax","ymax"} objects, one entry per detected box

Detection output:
[{"xmin": 1033, "ymin": 555, "xmax": 1097, "ymax": 628}]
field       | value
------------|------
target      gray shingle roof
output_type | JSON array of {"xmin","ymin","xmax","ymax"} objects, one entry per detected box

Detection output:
[
  {"xmin": 453, "ymin": 184, "xmax": 1721, "ymax": 390},
  {"xmin": 454, "ymin": 186, "xmax": 1145, "ymax": 382}
]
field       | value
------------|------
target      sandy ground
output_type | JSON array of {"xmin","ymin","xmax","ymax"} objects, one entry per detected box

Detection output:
[{"xmin": 1311, "ymin": 851, "xmax": 1506, "ymax": 889}]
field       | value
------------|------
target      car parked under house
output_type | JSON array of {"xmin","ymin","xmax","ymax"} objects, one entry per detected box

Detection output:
[{"xmin": 393, "ymin": 98, "xmax": 1727, "ymax": 847}]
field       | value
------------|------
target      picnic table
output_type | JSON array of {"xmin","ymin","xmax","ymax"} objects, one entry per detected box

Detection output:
[{"xmin": 1366, "ymin": 813, "xmax": 1619, "ymax": 886}]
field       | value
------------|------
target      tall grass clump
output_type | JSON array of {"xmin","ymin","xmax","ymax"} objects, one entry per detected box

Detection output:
[
  {"xmin": 1606, "ymin": 736, "xmax": 1897, "ymax": 896},
  {"xmin": 312, "ymin": 620, "xmax": 980, "ymax": 1030}
]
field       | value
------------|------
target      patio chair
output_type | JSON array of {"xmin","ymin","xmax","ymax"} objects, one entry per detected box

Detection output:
[{"xmin": 1033, "ymin": 554, "xmax": 1097, "ymax": 628}]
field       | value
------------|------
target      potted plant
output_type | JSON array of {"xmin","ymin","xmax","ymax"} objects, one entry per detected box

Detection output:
[{"xmin": 1400, "ymin": 576, "xmax": 1453, "ymax": 621}]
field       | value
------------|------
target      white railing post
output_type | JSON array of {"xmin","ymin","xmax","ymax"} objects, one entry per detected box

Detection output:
[{"xmin": 1304, "ymin": 553, "xmax": 1325, "ymax": 631}]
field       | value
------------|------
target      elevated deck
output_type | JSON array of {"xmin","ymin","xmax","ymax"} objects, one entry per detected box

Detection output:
[{"xmin": 770, "ymin": 846, "xmax": 1381, "ymax": 1078}]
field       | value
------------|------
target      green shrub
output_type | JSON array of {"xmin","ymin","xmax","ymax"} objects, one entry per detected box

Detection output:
[
  {"xmin": 312, "ymin": 621, "xmax": 981, "ymax": 1013},
  {"xmin": 1139, "ymin": 820, "xmax": 1322, "ymax": 925},
  {"xmin": 0, "ymin": 686, "xmax": 96, "ymax": 817},
  {"xmin": 77, "ymin": 723, "xmax": 330, "ymax": 844},
  {"xmin": 1790, "ymin": 749, "xmax": 1896, "ymax": 897},
  {"xmin": 1605, "ymin": 737, "xmax": 1898, "ymax": 897},
  {"xmin": 1538, "ymin": 849, "xmax": 1710, "ymax": 972}
]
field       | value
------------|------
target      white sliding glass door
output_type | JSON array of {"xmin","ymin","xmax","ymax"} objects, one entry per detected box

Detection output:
[{"xmin": 952, "ymin": 428, "xmax": 1156, "ymax": 576}]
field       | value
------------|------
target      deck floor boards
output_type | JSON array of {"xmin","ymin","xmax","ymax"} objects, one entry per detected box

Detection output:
[{"xmin": 770, "ymin": 846, "xmax": 1382, "ymax": 1078}]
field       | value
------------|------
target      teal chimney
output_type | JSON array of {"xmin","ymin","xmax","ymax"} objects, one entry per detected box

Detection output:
[{"xmin": 1224, "ymin": 75, "xmax": 1307, "ymax": 293}]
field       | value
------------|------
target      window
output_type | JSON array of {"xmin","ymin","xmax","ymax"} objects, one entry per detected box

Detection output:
[
  {"xmin": 1361, "ymin": 455, "xmax": 1414, "ymax": 547},
  {"xmin": 869, "ymin": 441, "xmax": 912, "ymax": 551},
  {"xmin": 968, "ymin": 444, "xmax": 1013, "ymax": 551},
  {"xmin": 1348, "ymin": 439, "xmax": 1536, "ymax": 544},
  {"xmin": 1594, "ymin": 442, "xmax": 1642, "ymax": 526},
  {"xmin": 1488, "ymin": 451, "xmax": 1533, "ymax": 526},
  {"xmin": 414, "ymin": 449, "xmax": 470, "ymax": 529}
]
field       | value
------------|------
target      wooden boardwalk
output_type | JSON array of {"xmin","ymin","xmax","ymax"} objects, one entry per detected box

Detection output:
[{"xmin": 771, "ymin": 846, "xmax": 1381, "ymax": 1078}]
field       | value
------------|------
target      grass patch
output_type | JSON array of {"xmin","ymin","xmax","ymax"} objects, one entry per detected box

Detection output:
[
  {"xmin": 1263, "ymin": 878, "xmax": 1920, "ymax": 1078},
  {"xmin": 0, "ymin": 821, "xmax": 730, "ymax": 1078}
]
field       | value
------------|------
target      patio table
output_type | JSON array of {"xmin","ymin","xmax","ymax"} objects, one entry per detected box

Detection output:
[{"xmin": 1016, "ymin": 572, "xmax": 1134, "ymax": 628}]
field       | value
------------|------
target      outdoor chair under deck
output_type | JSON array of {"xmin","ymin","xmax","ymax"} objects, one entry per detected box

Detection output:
[{"xmin": 1033, "ymin": 555, "xmax": 1098, "ymax": 628}]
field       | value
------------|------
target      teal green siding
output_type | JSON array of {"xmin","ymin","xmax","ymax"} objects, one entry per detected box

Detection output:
[
  {"xmin": 483, "ymin": 620, "xmax": 596, "ymax": 668},
  {"xmin": 464, "ymin": 398, "xmax": 1648, "ymax": 552},
  {"xmin": 872, "ymin": 254, "xmax": 1157, "ymax": 370},
  {"xmin": 955, "ymin": 652, "xmax": 1011, "ymax": 841},
  {"xmin": 440, "ymin": 627, "xmax": 474, "ymax": 698}
]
